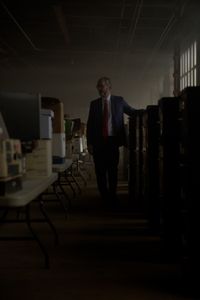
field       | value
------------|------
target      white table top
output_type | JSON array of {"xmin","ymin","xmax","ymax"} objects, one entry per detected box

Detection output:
[
  {"xmin": 52, "ymin": 158, "xmax": 73, "ymax": 173},
  {"xmin": 0, "ymin": 173, "xmax": 58, "ymax": 207}
]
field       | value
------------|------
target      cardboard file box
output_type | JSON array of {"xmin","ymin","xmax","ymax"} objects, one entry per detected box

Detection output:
[
  {"xmin": 42, "ymin": 97, "xmax": 64, "ymax": 133},
  {"xmin": 25, "ymin": 139, "xmax": 52, "ymax": 177}
]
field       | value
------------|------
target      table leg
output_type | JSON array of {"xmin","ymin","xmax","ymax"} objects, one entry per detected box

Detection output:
[
  {"xmin": 39, "ymin": 196, "xmax": 59, "ymax": 245},
  {"xmin": 25, "ymin": 204, "xmax": 49, "ymax": 269}
]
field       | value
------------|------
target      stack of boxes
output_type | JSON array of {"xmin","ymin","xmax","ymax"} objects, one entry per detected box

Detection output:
[
  {"xmin": 72, "ymin": 137, "xmax": 83, "ymax": 154},
  {"xmin": 80, "ymin": 122, "xmax": 87, "ymax": 152},
  {"xmin": 0, "ymin": 112, "xmax": 23, "ymax": 194},
  {"xmin": 25, "ymin": 139, "xmax": 52, "ymax": 177},
  {"xmin": 64, "ymin": 118, "xmax": 87, "ymax": 158},
  {"xmin": 71, "ymin": 120, "xmax": 86, "ymax": 155},
  {"xmin": 71, "ymin": 118, "xmax": 82, "ymax": 157},
  {"xmin": 0, "ymin": 139, "xmax": 23, "ymax": 194},
  {"xmin": 65, "ymin": 118, "xmax": 73, "ymax": 159},
  {"xmin": 42, "ymin": 97, "xmax": 66, "ymax": 164},
  {"xmin": 25, "ymin": 109, "xmax": 54, "ymax": 177}
]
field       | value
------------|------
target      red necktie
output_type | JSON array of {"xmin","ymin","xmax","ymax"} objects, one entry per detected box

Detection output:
[{"xmin": 102, "ymin": 99, "xmax": 108, "ymax": 138}]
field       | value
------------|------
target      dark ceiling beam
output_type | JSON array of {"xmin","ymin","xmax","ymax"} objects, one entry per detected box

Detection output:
[
  {"xmin": 128, "ymin": 0, "xmax": 143, "ymax": 48},
  {"xmin": 61, "ymin": 1, "xmax": 173, "ymax": 8},
  {"xmin": 0, "ymin": 1, "xmax": 44, "ymax": 52},
  {"xmin": 62, "ymin": 15, "xmax": 170, "ymax": 21},
  {"xmin": 116, "ymin": 0, "xmax": 126, "ymax": 50},
  {"xmin": 0, "ymin": 37, "xmax": 37, "ymax": 68},
  {"xmin": 53, "ymin": 4, "xmax": 70, "ymax": 46}
]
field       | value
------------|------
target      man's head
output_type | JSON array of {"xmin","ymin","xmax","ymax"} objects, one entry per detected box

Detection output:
[{"xmin": 96, "ymin": 77, "xmax": 111, "ymax": 99}]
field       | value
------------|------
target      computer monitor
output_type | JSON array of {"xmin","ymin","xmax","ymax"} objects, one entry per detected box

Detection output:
[{"xmin": 0, "ymin": 91, "xmax": 41, "ymax": 141}]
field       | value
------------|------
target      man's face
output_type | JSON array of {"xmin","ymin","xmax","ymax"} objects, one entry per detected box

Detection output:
[{"xmin": 96, "ymin": 80, "xmax": 111, "ymax": 98}]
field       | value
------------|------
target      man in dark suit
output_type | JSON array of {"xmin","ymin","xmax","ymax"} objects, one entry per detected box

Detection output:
[{"xmin": 87, "ymin": 77, "xmax": 135, "ymax": 207}]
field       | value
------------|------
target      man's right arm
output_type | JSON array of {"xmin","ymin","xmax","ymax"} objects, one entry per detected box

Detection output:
[{"xmin": 122, "ymin": 98, "xmax": 135, "ymax": 116}]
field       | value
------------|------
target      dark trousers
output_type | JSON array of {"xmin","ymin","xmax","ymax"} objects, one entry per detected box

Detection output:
[{"xmin": 93, "ymin": 138, "xmax": 119, "ymax": 203}]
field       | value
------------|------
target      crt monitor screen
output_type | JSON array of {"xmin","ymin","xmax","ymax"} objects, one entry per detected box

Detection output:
[{"xmin": 0, "ymin": 91, "xmax": 41, "ymax": 141}]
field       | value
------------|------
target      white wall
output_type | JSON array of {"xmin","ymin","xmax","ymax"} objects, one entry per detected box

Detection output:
[{"xmin": 0, "ymin": 54, "xmax": 173, "ymax": 122}]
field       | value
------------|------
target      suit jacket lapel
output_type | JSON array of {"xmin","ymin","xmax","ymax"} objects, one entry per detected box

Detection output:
[
  {"xmin": 111, "ymin": 95, "xmax": 116, "ymax": 130},
  {"xmin": 97, "ymin": 98, "xmax": 103, "ymax": 127}
]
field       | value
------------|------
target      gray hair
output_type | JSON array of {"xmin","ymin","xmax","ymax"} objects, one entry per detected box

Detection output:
[{"xmin": 97, "ymin": 77, "xmax": 112, "ymax": 88}]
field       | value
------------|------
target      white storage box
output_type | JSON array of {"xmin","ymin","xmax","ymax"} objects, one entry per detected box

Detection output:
[
  {"xmin": 40, "ymin": 109, "xmax": 54, "ymax": 139},
  {"xmin": 52, "ymin": 133, "xmax": 66, "ymax": 163}
]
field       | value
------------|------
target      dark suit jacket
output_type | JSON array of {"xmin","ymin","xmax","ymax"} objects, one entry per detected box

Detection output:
[{"xmin": 87, "ymin": 95, "xmax": 135, "ymax": 147}]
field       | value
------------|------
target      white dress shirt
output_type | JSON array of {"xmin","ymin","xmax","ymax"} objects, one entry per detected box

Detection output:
[{"xmin": 102, "ymin": 94, "xmax": 113, "ymax": 136}]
